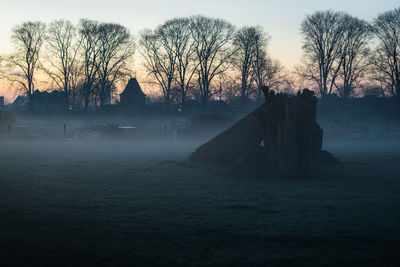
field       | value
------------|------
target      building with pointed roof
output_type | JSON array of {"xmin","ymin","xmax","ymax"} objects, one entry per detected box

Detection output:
[{"xmin": 119, "ymin": 78, "xmax": 146, "ymax": 109}]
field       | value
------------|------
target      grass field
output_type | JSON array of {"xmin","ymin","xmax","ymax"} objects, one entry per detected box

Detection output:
[{"xmin": 0, "ymin": 140, "xmax": 399, "ymax": 266}]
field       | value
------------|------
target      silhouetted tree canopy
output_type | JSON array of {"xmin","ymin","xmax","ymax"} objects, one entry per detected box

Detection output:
[
  {"xmin": 96, "ymin": 23, "xmax": 135, "ymax": 107},
  {"xmin": 300, "ymin": 11, "xmax": 347, "ymax": 98},
  {"xmin": 335, "ymin": 15, "xmax": 371, "ymax": 98},
  {"xmin": 44, "ymin": 20, "xmax": 81, "ymax": 109},
  {"xmin": 233, "ymin": 26, "xmax": 267, "ymax": 105},
  {"xmin": 190, "ymin": 16, "xmax": 235, "ymax": 106},
  {"xmin": 140, "ymin": 21, "xmax": 181, "ymax": 108},
  {"xmin": 371, "ymin": 8, "xmax": 400, "ymax": 97},
  {"xmin": 3, "ymin": 7, "xmax": 400, "ymax": 110},
  {"xmin": 7, "ymin": 21, "xmax": 46, "ymax": 108}
]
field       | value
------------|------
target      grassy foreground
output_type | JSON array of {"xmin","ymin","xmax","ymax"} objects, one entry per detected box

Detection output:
[{"xmin": 0, "ymin": 140, "xmax": 399, "ymax": 266}]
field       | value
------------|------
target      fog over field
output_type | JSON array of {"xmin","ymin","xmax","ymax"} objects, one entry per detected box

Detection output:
[
  {"xmin": 1, "ymin": 1, "xmax": 400, "ymax": 266},
  {"xmin": 1, "ymin": 132, "xmax": 400, "ymax": 266}
]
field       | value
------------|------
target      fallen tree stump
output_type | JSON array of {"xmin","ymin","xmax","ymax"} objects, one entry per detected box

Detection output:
[{"xmin": 189, "ymin": 87, "xmax": 336, "ymax": 178}]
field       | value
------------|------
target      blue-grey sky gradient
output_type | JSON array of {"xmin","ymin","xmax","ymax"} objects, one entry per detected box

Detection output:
[{"xmin": 0, "ymin": 0, "xmax": 398, "ymax": 69}]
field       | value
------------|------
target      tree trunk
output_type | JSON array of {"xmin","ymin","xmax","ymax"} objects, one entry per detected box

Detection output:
[{"xmin": 190, "ymin": 87, "xmax": 331, "ymax": 178}]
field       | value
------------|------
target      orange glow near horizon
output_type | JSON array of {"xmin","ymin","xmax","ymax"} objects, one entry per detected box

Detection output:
[{"xmin": 1, "ymin": 0, "xmax": 398, "ymax": 102}]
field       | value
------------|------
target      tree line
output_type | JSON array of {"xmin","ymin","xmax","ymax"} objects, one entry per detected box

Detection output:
[
  {"xmin": 298, "ymin": 8, "xmax": 400, "ymax": 99},
  {"xmin": 4, "ymin": 19, "xmax": 135, "ymax": 111},
  {"xmin": 0, "ymin": 8, "xmax": 399, "ymax": 111},
  {"xmin": 139, "ymin": 16, "xmax": 285, "ymax": 109}
]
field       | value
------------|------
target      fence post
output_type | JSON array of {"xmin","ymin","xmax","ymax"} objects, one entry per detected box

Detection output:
[{"xmin": 64, "ymin": 123, "xmax": 67, "ymax": 140}]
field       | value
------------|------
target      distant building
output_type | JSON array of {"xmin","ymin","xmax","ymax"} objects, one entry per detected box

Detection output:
[
  {"xmin": 31, "ymin": 90, "xmax": 66, "ymax": 112},
  {"xmin": 0, "ymin": 96, "xmax": 4, "ymax": 111},
  {"xmin": 119, "ymin": 78, "xmax": 146, "ymax": 109},
  {"xmin": 8, "ymin": 90, "xmax": 66, "ymax": 112},
  {"xmin": 9, "ymin": 95, "xmax": 29, "ymax": 111}
]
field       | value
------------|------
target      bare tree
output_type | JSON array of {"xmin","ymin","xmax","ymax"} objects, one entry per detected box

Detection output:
[
  {"xmin": 189, "ymin": 16, "xmax": 235, "ymax": 106},
  {"xmin": 250, "ymin": 27, "xmax": 286, "ymax": 100},
  {"xmin": 79, "ymin": 19, "xmax": 100, "ymax": 111},
  {"xmin": 334, "ymin": 16, "xmax": 371, "ymax": 98},
  {"xmin": 7, "ymin": 21, "xmax": 46, "ymax": 108},
  {"xmin": 141, "ymin": 18, "xmax": 200, "ymax": 110},
  {"xmin": 96, "ymin": 23, "xmax": 135, "ymax": 107},
  {"xmin": 140, "ymin": 25, "xmax": 178, "ymax": 109},
  {"xmin": 248, "ymin": 26, "xmax": 288, "ymax": 99},
  {"xmin": 69, "ymin": 63, "xmax": 84, "ymax": 109},
  {"xmin": 233, "ymin": 26, "xmax": 267, "ymax": 106},
  {"xmin": 371, "ymin": 8, "xmax": 400, "ymax": 97},
  {"xmin": 279, "ymin": 75, "xmax": 297, "ymax": 95},
  {"xmin": 44, "ymin": 20, "xmax": 81, "ymax": 109},
  {"xmin": 300, "ymin": 11, "xmax": 347, "ymax": 97},
  {"xmin": 251, "ymin": 45, "xmax": 284, "ymax": 100},
  {"xmin": 169, "ymin": 18, "xmax": 197, "ymax": 110}
]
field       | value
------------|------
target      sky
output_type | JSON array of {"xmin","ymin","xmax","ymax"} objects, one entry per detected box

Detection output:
[
  {"xmin": 0, "ymin": 0, "xmax": 399, "ymax": 101},
  {"xmin": 0, "ymin": 0, "xmax": 398, "ymax": 68}
]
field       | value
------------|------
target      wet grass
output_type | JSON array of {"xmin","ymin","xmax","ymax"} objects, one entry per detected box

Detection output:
[{"xmin": 0, "ymin": 140, "xmax": 399, "ymax": 266}]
